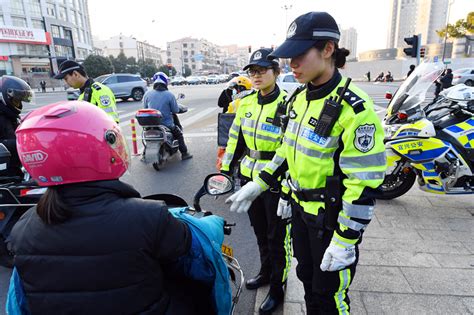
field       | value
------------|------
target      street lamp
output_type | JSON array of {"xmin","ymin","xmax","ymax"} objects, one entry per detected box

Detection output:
[
  {"xmin": 442, "ymin": 0, "xmax": 455, "ymax": 62},
  {"xmin": 281, "ymin": 4, "xmax": 293, "ymax": 33}
]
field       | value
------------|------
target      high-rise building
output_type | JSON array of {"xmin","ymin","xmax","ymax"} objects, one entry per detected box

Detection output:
[
  {"xmin": 339, "ymin": 27, "xmax": 358, "ymax": 60},
  {"xmin": 166, "ymin": 37, "xmax": 220, "ymax": 75},
  {"xmin": 0, "ymin": 0, "xmax": 93, "ymax": 80},
  {"xmin": 387, "ymin": 0, "xmax": 448, "ymax": 48}
]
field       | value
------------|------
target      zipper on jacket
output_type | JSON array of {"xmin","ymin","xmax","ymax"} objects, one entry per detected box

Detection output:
[{"xmin": 250, "ymin": 104, "xmax": 263, "ymax": 179}]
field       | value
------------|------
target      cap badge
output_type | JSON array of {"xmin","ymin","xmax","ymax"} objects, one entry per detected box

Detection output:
[
  {"xmin": 287, "ymin": 22, "xmax": 297, "ymax": 38},
  {"xmin": 253, "ymin": 51, "xmax": 262, "ymax": 60}
]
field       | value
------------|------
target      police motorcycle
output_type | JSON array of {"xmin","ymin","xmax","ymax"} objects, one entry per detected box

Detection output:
[
  {"xmin": 0, "ymin": 144, "xmax": 46, "ymax": 267},
  {"xmin": 138, "ymin": 173, "xmax": 244, "ymax": 314},
  {"xmin": 136, "ymin": 93, "xmax": 187, "ymax": 171},
  {"xmin": 378, "ymin": 61, "xmax": 474, "ymax": 199}
]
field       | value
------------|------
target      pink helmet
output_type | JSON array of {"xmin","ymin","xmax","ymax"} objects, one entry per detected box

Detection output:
[{"xmin": 16, "ymin": 101, "xmax": 129, "ymax": 186}]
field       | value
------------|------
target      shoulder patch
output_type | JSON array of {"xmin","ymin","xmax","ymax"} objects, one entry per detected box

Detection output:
[
  {"xmin": 337, "ymin": 87, "xmax": 365, "ymax": 114},
  {"xmin": 92, "ymin": 83, "xmax": 102, "ymax": 91},
  {"xmin": 99, "ymin": 95, "xmax": 111, "ymax": 106}
]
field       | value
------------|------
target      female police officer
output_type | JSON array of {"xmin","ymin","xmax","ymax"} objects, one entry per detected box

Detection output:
[
  {"xmin": 226, "ymin": 12, "xmax": 386, "ymax": 314},
  {"xmin": 221, "ymin": 48, "xmax": 291, "ymax": 314}
]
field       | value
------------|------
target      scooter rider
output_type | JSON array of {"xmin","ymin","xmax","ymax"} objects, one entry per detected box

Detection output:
[
  {"xmin": 7, "ymin": 101, "xmax": 223, "ymax": 314},
  {"xmin": 226, "ymin": 12, "xmax": 386, "ymax": 314},
  {"xmin": 221, "ymin": 48, "xmax": 291, "ymax": 314},
  {"xmin": 143, "ymin": 72, "xmax": 193, "ymax": 160},
  {"xmin": 0, "ymin": 76, "xmax": 34, "ymax": 178}
]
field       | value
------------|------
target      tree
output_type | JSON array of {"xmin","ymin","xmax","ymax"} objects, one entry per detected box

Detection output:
[
  {"xmin": 126, "ymin": 57, "xmax": 139, "ymax": 74},
  {"xmin": 183, "ymin": 64, "xmax": 192, "ymax": 77},
  {"xmin": 110, "ymin": 52, "xmax": 128, "ymax": 73},
  {"xmin": 158, "ymin": 65, "xmax": 177, "ymax": 77},
  {"xmin": 82, "ymin": 55, "xmax": 113, "ymax": 78},
  {"xmin": 138, "ymin": 59, "xmax": 158, "ymax": 78},
  {"xmin": 437, "ymin": 11, "xmax": 474, "ymax": 39}
]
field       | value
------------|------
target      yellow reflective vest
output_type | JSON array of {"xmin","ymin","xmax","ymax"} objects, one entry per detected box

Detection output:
[
  {"xmin": 256, "ymin": 73, "xmax": 387, "ymax": 245},
  {"xmin": 221, "ymin": 86, "xmax": 287, "ymax": 183},
  {"xmin": 79, "ymin": 81, "xmax": 119, "ymax": 123}
]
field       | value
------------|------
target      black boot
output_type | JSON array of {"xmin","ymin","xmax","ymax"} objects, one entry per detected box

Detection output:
[
  {"xmin": 181, "ymin": 152, "xmax": 193, "ymax": 160},
  {"xmin": 245, "ymin": 273, "xmax": 270, "ymax": 290},
  {"xmin": 259, "ymin": 291, "xmax": 284, "ymax": 315}
]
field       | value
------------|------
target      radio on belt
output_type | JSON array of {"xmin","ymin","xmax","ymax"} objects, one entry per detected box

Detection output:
[{"xmin": 314, "ymin": 78, "xmax": 352, "ymax": 137}]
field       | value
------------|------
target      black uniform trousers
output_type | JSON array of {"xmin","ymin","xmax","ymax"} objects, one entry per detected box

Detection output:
[
  {"xmin": 247, "ymin": 189, "xmax": 291, "ymax": 297},
  {"xmin": 291, "ymin": 200, "xmax": 359, "ymax": 315}
]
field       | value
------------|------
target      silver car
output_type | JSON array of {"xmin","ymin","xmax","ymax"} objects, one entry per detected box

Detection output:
[
  {"xmin": 67, "ymin": 73, "xmax": 148, "ymax": 101},
  {"xmin": 277, "ymin": 72, "xmax": 303, "ymax": 95},
  {"xmin": 452, "ymin": 68, "xmax": 474, "ymax": 86}
]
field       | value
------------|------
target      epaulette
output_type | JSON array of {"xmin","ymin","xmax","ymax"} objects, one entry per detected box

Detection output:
[
  {"xmin": 336, "ymin": 86, "xmax": 366, "ymax": 114},
  {"xmin": 92, "ymin": 83, "xmax": 102, "ymax": 91}
]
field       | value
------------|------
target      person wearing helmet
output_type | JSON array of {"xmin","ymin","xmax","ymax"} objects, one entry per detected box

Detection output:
[
  {"xmin": 221, "ymin": 48, "xmax": 291, "ymax": 314},
  {"xmin": 6, "ymin": 101, "xmax": 225, "ymax": 314},
  {"xmin": 217, "ymin": 76, "xmax": 253, "ymax": 113},
  {"xmin": 143, "ymin": 72, "xmax": 192, "ymax": 160},
  {"xmin": 54, "ymin": 60, "xmax": 119, "ymax": 124},
  {"xmin": 225, "ymin": 12, "xmax": 386, "ymax": 314},
  {"xmin": 0, "ymin": 76, "xmax": 33, "ymax": 178}
]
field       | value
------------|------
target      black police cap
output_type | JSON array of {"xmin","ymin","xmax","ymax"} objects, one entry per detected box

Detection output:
[
  {"xmin": 54, "ymin": 60, "xmax": 84, "ymax": 79},
  {"xmin": 243, "ymin": 48, "xmax": 279, "ymax": 71},
  {"xmin": 270, "ymin": 12, "xmax": 340, "ymax": 59}
]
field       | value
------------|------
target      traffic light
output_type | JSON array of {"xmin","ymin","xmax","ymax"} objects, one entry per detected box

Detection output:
[
  {"xmin": 403, "ymin": 35, "xmax": 419, "ymax": 58},
  {"xmin": 420, "ymin": 47, "xmax": 426, "ymax": 58}
]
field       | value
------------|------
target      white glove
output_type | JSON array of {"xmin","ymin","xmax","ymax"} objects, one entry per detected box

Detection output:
[
  {"xmin": 225, "ymin": 181, "xmax": 263, "ymax": 213},
  {"xmin": 320, "ymin": 238, "xmax": 356, "ymax": 272},
  {"xmin": 276, "ymin": 198, "xmax": 292, "ymax": 219}
]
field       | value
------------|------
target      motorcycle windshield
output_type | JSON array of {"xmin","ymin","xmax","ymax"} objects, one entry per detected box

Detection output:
[{"xmin": 386, "ymin": 61, "xmax": 445, "ymax": 117}]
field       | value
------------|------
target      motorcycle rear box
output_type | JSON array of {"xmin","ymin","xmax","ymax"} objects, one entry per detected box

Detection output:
[{"xmin": 136, "ymin": 109, "xmax": 163, "ymax": 126}]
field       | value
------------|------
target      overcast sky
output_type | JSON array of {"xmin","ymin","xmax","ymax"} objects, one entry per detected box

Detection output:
[{"xmin": 89, "ymin": 0, "xmax": 473, "ymax": 53}]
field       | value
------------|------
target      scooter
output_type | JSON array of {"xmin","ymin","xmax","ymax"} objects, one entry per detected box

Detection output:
[
  {"xmin": 0, "ymin": 144, "xmax": 46, "ymax": 267},
  {"xmin": 146, "ymin": 173, "xmax": 243, "ymax": 314},
  {"xmin": 378, "ymin": 61, "xmax": 474, "ymax": 199},
  {"xmin": 136, "ymin": 93, "xmax": 187, "ymax": 171}
]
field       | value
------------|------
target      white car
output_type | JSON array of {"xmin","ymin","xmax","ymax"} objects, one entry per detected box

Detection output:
[
  {"xmin": 277, "ymin": 72, "xmax": 302, "ymax": 94},
  {"xmin": 452, "ymin": 68, "xmax": 474, "ymax": 86}
]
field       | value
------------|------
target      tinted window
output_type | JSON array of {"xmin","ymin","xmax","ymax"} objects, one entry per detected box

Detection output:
[
  {"xmin": 283, "ymin": 74, "xmax": 297, "ymax": 83},
  {"xmin": 471, "ymin": 70, "xmax": 474, "ymax": 74},
  {"xmin": 95, "ymin": 75, "xmax": 109, "ymax": 83},
  {"xmin": 103, "ymin": 76, "xmax": 117, "ymax": 84}
]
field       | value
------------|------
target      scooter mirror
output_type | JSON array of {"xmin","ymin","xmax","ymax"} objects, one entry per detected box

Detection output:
[{"xmin": 204, "ymin": 173, "xmax": 234, "ymax": 196}]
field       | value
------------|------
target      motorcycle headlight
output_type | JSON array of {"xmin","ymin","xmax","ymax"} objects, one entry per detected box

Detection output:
[{"xmin": 383, "ymin": 123, "xmax": 402, "ymax": 139}]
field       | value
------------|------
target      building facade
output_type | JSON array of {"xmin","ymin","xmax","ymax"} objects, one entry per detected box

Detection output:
[
  {"xmin": 339, "ymin": 27, "xmax": 358, "ymax": 61},
  {"xmin": 0, "ymin": 0, "xmax": 93, "ymax": 85},
  {"xmin": 166, "ymin": 37, "xmax": 220, "ymax": 75},
  {"xmin": 387, "ymin": 0, "xmax": 448, "ymax": 48}
]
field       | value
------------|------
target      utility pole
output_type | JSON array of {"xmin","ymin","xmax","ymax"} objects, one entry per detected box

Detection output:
[
  {"xmin": 281, "ymin": 5, "xmax": 293, "ymax": 33},
  {"xmin": 442, "ymin": 0, "xmax": 455, "ymax": 63}
]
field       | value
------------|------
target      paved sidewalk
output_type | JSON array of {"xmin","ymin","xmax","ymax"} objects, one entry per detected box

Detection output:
[{"xmin": 254, "ymin": 185, "xmax": 474, "ymax": 314}]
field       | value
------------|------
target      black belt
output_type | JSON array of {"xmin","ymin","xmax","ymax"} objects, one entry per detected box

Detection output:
[
  {"xmin": 247, "ymin": 149, "xmax": 275, "ymax": 160},
  {"xmin": 288, "ymin": 178, "xmax": 326, "ymax": 202}
]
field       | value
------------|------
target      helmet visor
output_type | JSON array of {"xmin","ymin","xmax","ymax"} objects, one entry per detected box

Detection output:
[{"xmin": 8, "ymin": 88, "xmax": 35, "ymax": 109}]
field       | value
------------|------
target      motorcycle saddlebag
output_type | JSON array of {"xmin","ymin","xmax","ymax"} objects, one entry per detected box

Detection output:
[{"xmin": 136, "ymin": 109, "xmax": 163, "ymax": 126}]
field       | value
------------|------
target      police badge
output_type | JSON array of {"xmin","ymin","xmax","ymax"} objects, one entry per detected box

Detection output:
[
  {"xmin": 100, "ymin": 95, "xmax": 111, "ymax": 106},
  {"xmin": 354, "ymin": 124, "xmax": 375, "ymax": 153}
]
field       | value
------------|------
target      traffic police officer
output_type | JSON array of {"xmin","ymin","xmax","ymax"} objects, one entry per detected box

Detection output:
[
  {"xmin": 226, "ymin": 12, "xmax": 387, "ymax": 314},
  {"xmin": 54, "ymin": 60, "xmax": 119, "ymax": 123},
  {"xmin": 221, "ymin": 48, "xmax": 291, "ymax": 314}
]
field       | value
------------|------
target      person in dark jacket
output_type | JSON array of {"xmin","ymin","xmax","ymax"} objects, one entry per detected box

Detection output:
[
  {"xmin": 440, "ymin": 68, "xmax": 453, "ymax": 90},
  {"xmin": 7, "ymin": 100, "xmax": 222, "ymax": 315},
  {"xmin": 0, "ymin": 76, "xmax": 34, "ymax": 178}
]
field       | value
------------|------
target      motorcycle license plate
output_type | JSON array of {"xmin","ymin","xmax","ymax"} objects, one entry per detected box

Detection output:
[{"xmin": 222, "ymin": 244, "xmax": 233, "ymax": 257}]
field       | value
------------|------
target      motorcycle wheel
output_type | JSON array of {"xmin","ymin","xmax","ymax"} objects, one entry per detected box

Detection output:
[
  {"xmin": 152, "ymin": 145, "xmax": 166, "ymax": 171},
  {"xmin": 376, "ymin": 168, "xmax": 417, "ymax": 200},
  {"xmin": 0, "ymin": 236, "xmax": 13, "ymax": 268}
]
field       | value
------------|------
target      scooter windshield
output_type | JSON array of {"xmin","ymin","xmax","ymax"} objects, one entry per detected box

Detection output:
[{"xmin": 387, "ymin": 61, "xmax": 445, "ymax": 117}]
